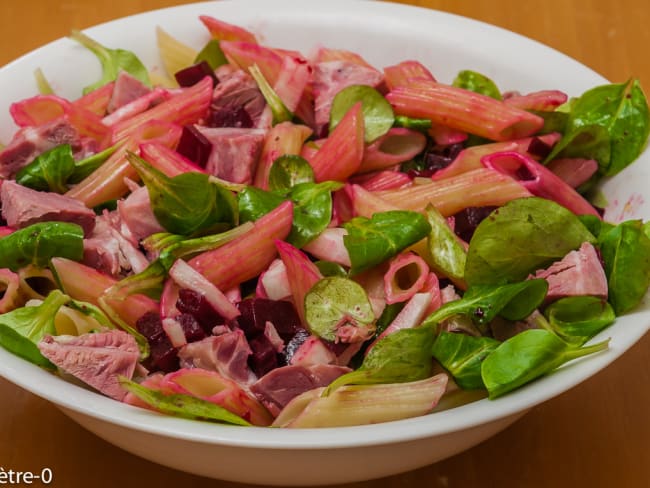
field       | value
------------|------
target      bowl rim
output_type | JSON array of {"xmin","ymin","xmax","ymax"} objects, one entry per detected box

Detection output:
[{"xmin": 0, "ymin": 0, "xmax": 648, "ymax": 450}]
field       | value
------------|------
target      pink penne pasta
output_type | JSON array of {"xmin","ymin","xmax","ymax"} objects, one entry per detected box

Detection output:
[
  {"xmin": 102, "ymin": 88, "xmax": 171, "ymax": 126},
  {"xmin": 199, "ymin": 15, "xmax": 259, "ymax": 44},
  {"xmin": 273, "ymin": 54, "xmax": 312, "ymax": 113},
  {"xmin": 352, "ymin": 170, "xmax": 412, "ymax": 191},
  {"xmin": 427, "ymin": 123, "xmax": 468, "ymax": 146},
  {"xmin": 0, "ymin": 268, "xmax": 22, "ymax": 313},
  {"xmin": 109, "ymin": 76, "xmax": 212, "ymax": 144},
  {"xmin": 374, "ymin": 168, "xmax": 532, "ymax": 216},
  {"xmin": 383, "ymin": 251, "xmax": 430, "ymax": 304},
  {"xmin": 254, "ymin": 121, "xmax": 313, "ymax": 189},
  {"xmin": 146, "ymin": 368, "xmax": 273, "ymax": 426},
  {"xmin": 188, "ymin": 201, "xmax": 294, "ymax": 290},
  {"xmin": 66, "ymin": 121, "xmax": 182, "ymax": 207},
  {"xmin": 72, "ymin": 81, "xmax": 115, "ymax": 116},
  {"xmin": 481, "ymin": 151, "xmax": 600, "ymax": 217},
  {"xmin": 386, "ymin": 80, "xmax": 544, "ymax": 141},
  {"xmin": 139, "ymin": 141, "xmax": 207, "ymax": 177},
  {"xmin": 301, "ymin": 227, "xmax": 351, "ymax": 267},
  {"xmin": 383, "ymin": 60, "xmax": 436, "ymax": 90},
  {"xmin": 359, "ymin": 128, "xmax": 427, "ymax": 172},
  {"xmin": 308, "ymin": 102, "xmax": 364, "ymax": 182},
  {"xmin": 10, "ymin": 94, "xmax": 109, "ymax": 143},
  {"xmin": 503, "ymin": 89, "xmax": 568, "ymax": 111},
  {"xmin": 275, "ymin": 240, "xmax": 323, "ymax": 325},
  {"xmin": 346, "ymin": 183, "xmax": 400, "ymax": 218},
  {"xmin": 220, "ymin": 41, "xmax": 283, "ymax": 85},
  {"xmin": 50, "ymin": 257, "xmax": 158, "ymax": 328},
  {"xmin": 546, "ymin": 157, "xmax": 599, "ymax": 189},
  {"xmin": 313, "ymin": 46, "xmax": 375, "ymax": 69},
  {"xmin": 431, "ymin": 132, "xmax": 561, "ymax": 181}
]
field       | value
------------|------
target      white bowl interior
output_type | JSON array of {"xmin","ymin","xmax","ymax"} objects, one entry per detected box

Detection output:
[{"xmin": 0, "ymin": 0, "xmax": 648, "ymax": 484}]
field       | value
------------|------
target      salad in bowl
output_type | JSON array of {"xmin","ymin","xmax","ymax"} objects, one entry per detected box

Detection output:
[{"xmin": 0, "ymin": 2, "xmax": 649, "ymax": 435}]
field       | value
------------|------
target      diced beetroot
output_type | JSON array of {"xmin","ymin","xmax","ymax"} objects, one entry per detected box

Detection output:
[
  {"xmin": 206, "ymin": 106, "xmax": 254, "ymax": 129},
  {"xmin": 136, "ymin": 310, "xmax": 165, "ymax": 341},
  {"xmin": 176, "ymin": 313, "xmax": 207, "ymax": 343},
  {"xmin": 452, "ymin": 206, "xmax": 498, "ymax": 242},
  {"xmin": 176, "ymin": 288, "xmax": 226, "ymax": 332},
  {"xmin": 248, "ymin": 334, "xmax": 279, "ymax": 377},
  {"xmin": 407, "ymin": 142, "xmax": 464, "ymax": 178},
  {"xmin": 234, "ymin": 298, "xmax": 302, "ymax": 342},
  {"xmin": 136, "ymin": 311, "xmax": 179, "ymax": 372},
  {"xmin": 174, "ymin": 61, "xmax": 218, "ymax": 88},
  {"xmin": 176, "ymin": 125, "xmax": 213, "ymax": 167},
  {"xmin": 148, "ymin": 339, "xmax": 180, "ymax": 373}
]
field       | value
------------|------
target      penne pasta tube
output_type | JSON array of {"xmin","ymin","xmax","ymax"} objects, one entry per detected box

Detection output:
[
  {"xmin": 275, "ymin": 240, "xmax": 323, "ymax": 325},
  {"xmin": 359, "ymin": 128, "xmax": 427, "ymax": 172},
  {"xmin": 0, "ymin": 268, "xmax": 23, "ymax": 313},
  {"xmin": 139, "ymin": 141, "xmax": 207, "ymax": 177},
  {"xmin": 274, "ymin": 373, "xmax": 448, "ymax": 428},
  {"xmin": 308, "ymin": 102, "xmax": 365, "ymax": 182},
  {"xmin": 386, "ymin": 80, "xmax": 544, "ymax": 141},
  {"xmin": 66, "ymin": 121, "xmax": 182, "ymax": 207},
  {"xmin": 313, "ymin": 46, "xmax": 375, "ymax": 69},
  {"xmin": 154, "ymin": 368, "xmax": 273, "ymax": 426},
  {"xmin": 10, "ymin": 95, "xmax": 110, "ymax": 143},
  {"xmin": 481, "ymin": 151, "xmax": 601, "ymax": 217},
  {"xmin": 50, "ymin": 257, "xmax": 158, "ymax": 328},
  {"xmin": 503, "ymin": 89, "xmax": 568, "ymax": 111},
  {"xmin": 346, "ymin": 183, "xmax": 401, "ymax": 218},
  {"xmin": 199, "ymin": 15, "xmax": 258, "ymax": 44},
  {"xmin": 427, "ymin": 123, "xmax": 468, "ymax": 146},
  {"xmin": 156, "ymin": 26, "xmax": 198, "ymax": 80},
  {"xmin": 110, "ymin": 76, "xmax": 212, "ymax": 144},
  {"xmin": 72, "ymin": 81, "xmax": 114, "ymax": 116},
  {"xmin": 383, "ymin": 251, "xmax": 430, "ymax": 304},
  {"xmin": 383, "ymin": 60, "xmax": 436, "ymax": 90},
  {"xmin": 18, "ymin": 265, "xmax": 58, "ymax": 300},
  {"xmin": 431, "ymin": 132, "xmax": 561, "ymax": 181},
  {"xmin": 374, "ymin": 168, "xmax": 532, "ymax": 216},
  {"xmin": 546, "ymin": 157, "xmax": 599, "ymax": 189},
  {"xmin": 220, "ymin": 41, "xmax": 282, "ymax": 85},
  {"xmin": 188, "ymin": 201, "xmax": 294, "ymax": 290},
  {"xmin": 254, "ymin": 121, "xmax": 313, "ymax": 189},
  {"xmin": 353, "ymin": 170, "xmax": 411, "ymax": 191}
]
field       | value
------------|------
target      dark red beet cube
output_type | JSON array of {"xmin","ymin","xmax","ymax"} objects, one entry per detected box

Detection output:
[
  {"xmin": 174, "ymin": 61, "xmax": 218, "ymax": 88},
  {"xmin": 234, "ymin": 298, "xmax": 302, "ymax": 342},
  {"xmin": 177, "ymin": 313, "xmax": 207, "ymax": 343},
  {"xmin": 248, "ymin": 334, "xmax": 279, "ymax": 377},
  {"xmin": 176, "ymin": 288, "xmax": 225, "ymax": 333},
  {"xmin": 176, "ymin": 125, "xmax": 213, "ymax": 168},
  {"xmin": 206, "ymin": 106, "xmax": 253, "ymax": 128}
]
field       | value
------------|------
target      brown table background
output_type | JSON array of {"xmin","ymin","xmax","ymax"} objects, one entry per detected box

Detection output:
[{"xmin": 1, "ymin": 0, "xmax": 649, "ymax": 486}]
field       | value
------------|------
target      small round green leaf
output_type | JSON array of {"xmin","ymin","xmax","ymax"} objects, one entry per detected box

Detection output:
[
  {"xmin": 268, "ymin": 155, "xmax": 315, "ymax": 191},
  {"xmin": 329, "ymin": 85, "xmax": 395, "ymax": 143}
]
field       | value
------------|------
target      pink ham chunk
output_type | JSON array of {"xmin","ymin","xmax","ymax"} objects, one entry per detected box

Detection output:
[
  {"xmin": 195, "ymin": 126, "xmax": 266, "ymax": 184},
  {"xmin": 83, "ymin": 212, "xmax": 149, "ymax": 278},
  {"xmin": 106, "ymin": 71, "xmax": 151, "ymax": 113},
  {"xmin": 210, "ymin": 69, "xmax": 267, "ymax": 126},
  {"xmin": 1, "ymin": 180, "xmax": 96, "ymax": 235},
  {"xmin": 117, "ymin": 185, "xmax": 165, "ymax": 243},
  {"xmin": 38, "ymin": 330, "xmax": 140, "ymax": 401},
  {"xmin": 0, "ymin": 119, "xmax": 86, "ymax": 179},
  {"xmin": 312, "ymin": 60, "xmax": 384, "ymax": 136},
  {"xmin": 177, "ymin": 329, "xmax": 257, "ymax": 386},
  {"xmin": 250, "ymin": 363, "xmax": 351, "ymax": 416},
  {"xmin": 532, "ymin": 242, "xmax": 608, "ymax": 302}
]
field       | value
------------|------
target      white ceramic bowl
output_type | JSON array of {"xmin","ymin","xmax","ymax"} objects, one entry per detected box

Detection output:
[{"xmin": 0, "ymin": 1, "xmax": 648, "ymax": 485}]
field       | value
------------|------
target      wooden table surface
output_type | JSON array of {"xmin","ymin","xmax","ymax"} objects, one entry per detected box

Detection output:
[{"xmin": 1, "ymin": 0, "xmax": 649, "ymax": 487}]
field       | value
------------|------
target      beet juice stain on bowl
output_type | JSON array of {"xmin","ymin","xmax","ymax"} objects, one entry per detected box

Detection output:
[{"xmin": 0, "ymin": 1, "xmax": 649, "ymax": 485}]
